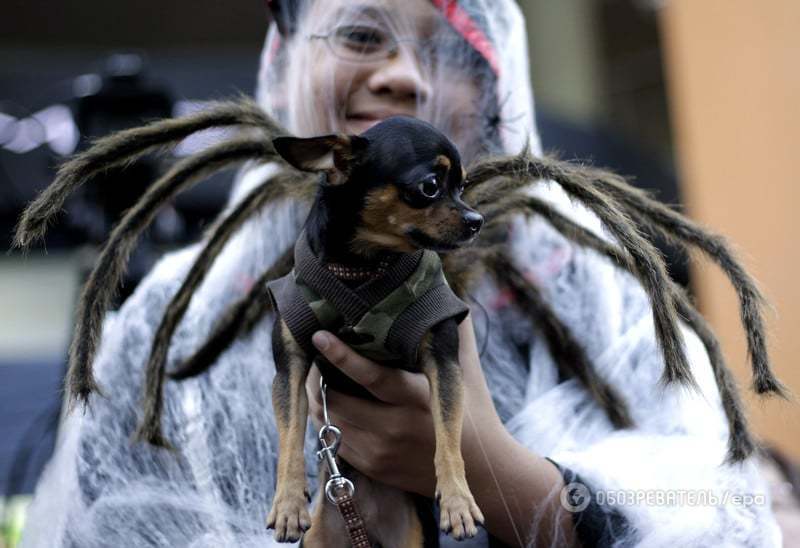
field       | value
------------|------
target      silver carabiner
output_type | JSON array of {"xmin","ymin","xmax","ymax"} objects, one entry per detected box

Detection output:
[
  {"xmin": 324, "ymin": 476, "xmax": 355, "ymax": 505},
  {"xmin": 318, "ymin": 424, "xmax": 342, "ymax": 454},
  {"xmin": 320, "ymin": 376, "xmax": 331, "ymax": 427},
  {"xmin": 316, "ymin": 375, "xmax": 357, "ymax": 505}
]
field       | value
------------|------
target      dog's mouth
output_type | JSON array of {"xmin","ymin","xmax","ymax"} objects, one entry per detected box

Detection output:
[{"xmin": 405, "ymin": 228, "xmax": 476, "ymax": 252}]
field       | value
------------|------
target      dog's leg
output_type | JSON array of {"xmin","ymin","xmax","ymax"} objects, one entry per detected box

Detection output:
[
  {"xmin": 398, "ymin": 506, "xmax": 426, "ymax": 548},
  {"xmin": 267, "ymin": 319, "xmax": 312, "ymax": 542},
  {"xmin": 422, "ymin": 319, "xmax": 484, "ymax": 540}
]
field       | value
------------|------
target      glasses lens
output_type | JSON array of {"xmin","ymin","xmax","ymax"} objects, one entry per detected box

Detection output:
[{"xmin": 330, "ymin": 25, "xmax": 392, "ymax": 62}]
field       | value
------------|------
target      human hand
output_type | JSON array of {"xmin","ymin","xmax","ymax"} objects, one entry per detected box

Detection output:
[
  {"xmin": 305, "ymin": 314, "xmax": 504, "ymax": 497},
  {"xmin": 305, "ymin": 314, "xmax": 573, "ymax": 545}
]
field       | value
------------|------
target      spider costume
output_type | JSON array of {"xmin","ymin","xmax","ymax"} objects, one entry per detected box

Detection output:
[{"xmin": 14, "ymin": 1, "xmax": 783, "ymax": 546}]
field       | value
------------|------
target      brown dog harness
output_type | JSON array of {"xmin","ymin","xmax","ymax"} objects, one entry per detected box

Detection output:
[{"xmin": 267, "ymin": 231, "xmax": 469, "ymax": 368}]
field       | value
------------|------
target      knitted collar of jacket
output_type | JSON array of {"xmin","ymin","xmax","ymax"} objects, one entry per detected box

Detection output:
[{"xmin": 293, "ymin": 231, "xmax": 426, "ymax": 326}]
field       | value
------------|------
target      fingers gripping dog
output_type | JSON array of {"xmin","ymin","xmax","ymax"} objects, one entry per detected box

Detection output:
[{"xmin": 265, "ymin": 117, "xmax": 484, "ymax": 544}]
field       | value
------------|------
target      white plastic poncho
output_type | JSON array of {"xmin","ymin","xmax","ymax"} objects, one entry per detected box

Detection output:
[{"xmin": 21, "ymin": 1, "xmax": 781, "ymax": 546}]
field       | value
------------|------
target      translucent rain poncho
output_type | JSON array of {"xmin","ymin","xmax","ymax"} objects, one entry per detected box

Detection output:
[{"xmin": 20, "ymin": 0, "xmax": 781, "ymax": 546}]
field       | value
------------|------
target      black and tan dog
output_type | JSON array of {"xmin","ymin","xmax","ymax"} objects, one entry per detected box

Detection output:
[{"xmin": 265, "ymin": 116, "xmax": 485, "ymax": 545}]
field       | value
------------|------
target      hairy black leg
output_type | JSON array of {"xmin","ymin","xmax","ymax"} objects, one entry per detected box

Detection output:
[
  {"xmin": 588, "ymin": 170, "xmax": 784, "ymax": 396},
  {"xmin": 466, "ymin": 151, "xmax": 783, "ymax": 398},
  {"xmin": 169, "ymin": 245, "xmax": 295, "ymax": 380},
  {"xmin": 14, "ymin": 98, "xmax": 285, "ymax": 248},
  {"xmin": 64, "ymin": 138, "xmax": 285, "ymax": 409},
  {"xmin": 483, "ymin": 194, "xmax": 753, "ymax": 460},
  {"xmin": 466, "ymin": 155, "xmax": 695, "ymax": 389},
  {"xmin": 134, "ymin": 172, "xmax": 310, "ymax": 446}
]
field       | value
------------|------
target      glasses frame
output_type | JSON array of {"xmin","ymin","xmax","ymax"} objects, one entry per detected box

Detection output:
[{"xmin": 308, "ymin": 25, "xmax": 464, "ymax": 66}]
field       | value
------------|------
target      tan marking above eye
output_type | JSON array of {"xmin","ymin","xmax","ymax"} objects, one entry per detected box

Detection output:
[
  {"xmin": 377, "ymin": 187, "xmax": 394, "ymax": 203},
  {"xmin": 435, "ymin": 154, "xmax": 452, "ymax": 170}
]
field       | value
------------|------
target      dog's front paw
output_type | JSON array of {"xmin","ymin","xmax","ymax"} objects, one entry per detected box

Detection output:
[
  {"xmin": 437, "ymin": 487, "xmax": 484, "ymax": 540},
  {"xmin": 266, "ymin": 491, "xmax": 311, "ymax": 542}
]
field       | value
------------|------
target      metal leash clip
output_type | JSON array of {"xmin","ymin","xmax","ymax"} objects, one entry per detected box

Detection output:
[{"xmin": 316, "ymin": 376, "xmax": 355, "ymax": 504}]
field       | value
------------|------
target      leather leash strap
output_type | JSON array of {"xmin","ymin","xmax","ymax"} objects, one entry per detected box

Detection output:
[
  {"xmin": 317, "ymin": 377, "xmax": 372, "ymax": 547},
  {"xmin": 333, "ymin": 490, "xmax": 371, "ymax": 548}
]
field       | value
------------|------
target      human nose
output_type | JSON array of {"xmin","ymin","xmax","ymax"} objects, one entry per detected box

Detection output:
[{"xmin": 366, "ymin": 46, "xmax": 432, "ymax": 103}]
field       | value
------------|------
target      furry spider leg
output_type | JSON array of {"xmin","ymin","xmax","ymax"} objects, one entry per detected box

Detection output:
[
  {"xmin": 467, "ymin": 154, "xmax": 784, "ymax": 398},
  {"xmin": 445, "ymin": 244, "xmax": 634, "ymax": 429},
  {"xmin": 135, "ymin": 171, "xmax": 313, "ymax": 447},
  {"xmin": 483, "ymin": 193, "xmax": 754, "ymax": 461},
  {"xmin": 63, "ymin": 137, "xmax": 284, "ymax": 408},
  {"xmin": 465, "ymin": 153, "xmax": 696, "ymax": 390},
  {"xmin": 586, "ymin": 169, "xmax": 784, "ymax": 397},
  {"xmin": 14, "ymin": 98, "xmax": 284, "ymax": 249},
  {"xmin": 441, "ymin": 247, "xmax": 489, "ymax": 299},
  {"xmin": 168, "ymin": 244, "xmax": 296, "ymax": 381},
  {"xmin": 490, "ymin": 253, "xmax": 635, "ymax": 429}
]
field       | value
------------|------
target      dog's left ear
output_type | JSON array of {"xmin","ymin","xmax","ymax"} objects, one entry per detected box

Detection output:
[{"xmin": 272, "ymin": 134, "xmax": 369, "ymax": 185}]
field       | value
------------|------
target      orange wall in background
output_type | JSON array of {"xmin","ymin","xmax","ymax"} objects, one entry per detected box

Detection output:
[{"xmin": 660, "ymin": 1, "xmax": 800, "ymax": 458}]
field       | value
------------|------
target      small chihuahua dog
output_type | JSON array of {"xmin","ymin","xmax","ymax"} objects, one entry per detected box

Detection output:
[{"xmin": 266, "ymin": 116, "xmax": 484, "ymax": 546}]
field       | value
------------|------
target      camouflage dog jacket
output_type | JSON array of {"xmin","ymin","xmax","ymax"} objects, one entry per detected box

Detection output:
[{"xmin": 266, "ymin": 232, "xmax": 469, "ymax": 368}]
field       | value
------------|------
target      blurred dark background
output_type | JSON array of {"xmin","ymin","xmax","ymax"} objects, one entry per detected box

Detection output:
[
  {"xmin": 1, "ymin": 1, "xmax": 266, "ymax": 47},
  {"xmin": 1, "ymin": 0, "xmax": 270, "ymax": 251}
]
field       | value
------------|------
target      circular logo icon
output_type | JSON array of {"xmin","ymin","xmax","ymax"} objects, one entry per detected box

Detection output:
[{"xmin": 560, "ymin": 482, "xmax": 591, "ymax": 513}]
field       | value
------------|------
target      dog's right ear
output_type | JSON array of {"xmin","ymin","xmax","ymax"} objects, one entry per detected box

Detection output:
[{"xmin": 272, "ymin": 134, "xmax": 368, "ymax": 185}]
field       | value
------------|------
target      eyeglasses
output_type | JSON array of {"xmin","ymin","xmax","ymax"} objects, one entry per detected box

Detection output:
[{"xmin": 309, "ymin": 24, "xmax": 464, "ymax": 66}]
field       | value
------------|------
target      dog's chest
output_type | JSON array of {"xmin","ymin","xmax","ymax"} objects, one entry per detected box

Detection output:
[{"xmin": 266, "ymin": 234, "xmax": 469, "ymax": 368}]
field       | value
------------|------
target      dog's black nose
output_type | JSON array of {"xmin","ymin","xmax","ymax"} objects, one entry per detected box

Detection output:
[{"xmin": 462, "ymin": 211, "xmax": 484, "ymax": 233}]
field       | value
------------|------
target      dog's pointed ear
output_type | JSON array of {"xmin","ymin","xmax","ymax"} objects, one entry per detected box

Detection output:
[{"xmin": 272, "ymin": 134, "xmax": 369, "ymax": 185}]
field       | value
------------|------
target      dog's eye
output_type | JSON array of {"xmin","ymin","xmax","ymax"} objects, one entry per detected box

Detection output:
[{"xmin": 417, "ymin": 175, "xmax": 440, "ymax": 198}]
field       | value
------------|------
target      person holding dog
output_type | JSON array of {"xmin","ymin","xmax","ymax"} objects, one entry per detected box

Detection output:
[{"xmin": 18, "ymin": 1, "xmax": 781, "ymax": 547}]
